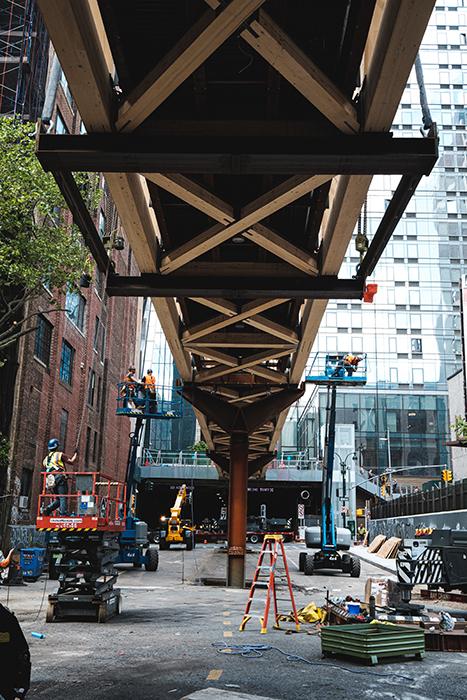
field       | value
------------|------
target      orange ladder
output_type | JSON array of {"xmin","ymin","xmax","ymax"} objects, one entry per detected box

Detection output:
[{"xmin": 239, "ymin": 534, "xmax": 300, "ymax": 634}]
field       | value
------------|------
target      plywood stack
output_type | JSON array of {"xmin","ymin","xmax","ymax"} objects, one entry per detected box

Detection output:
[
  {"xmin": 368, "ymin": 535, "xmax": 386, "ymax": 553},
  {"xmin": 376, "ymin": 537, "xmax": 401, "ymax": 559}
]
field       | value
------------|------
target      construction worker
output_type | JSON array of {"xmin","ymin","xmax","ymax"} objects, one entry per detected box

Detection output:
[
  {"xmin": 141, "ymin": 368, "xmax": 157, "ymax": 413},
  {"xmin": 121, "ymin": 366, "xmax": 142, "ymax": 411},
  {"xmin": 343, "ymin": 353, "xmax": 362, "ymax": 376},
  {"xmin": 41, "ymin": 439, "xmax": 77, "ymax": 516},
  {"xmin": 357, "ymin": 523, "xmax": 367, "ymax": 542}
]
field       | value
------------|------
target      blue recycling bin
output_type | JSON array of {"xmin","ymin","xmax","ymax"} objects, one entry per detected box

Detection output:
[{"xmin": 20, "ymin": 547, "xmax": 46, "ymax": 581}]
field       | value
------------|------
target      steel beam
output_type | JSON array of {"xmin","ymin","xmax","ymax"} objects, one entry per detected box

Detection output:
[
  {"xmin": 51, "ymin": 170, "xmax": 109, "ymax": 273},
  {"xmin": 227, "ymin": 433, "xmax": 249, "ymax": 588},
  {"xmin": 36, "ymin": 132, "xmax": 438, "ymax": 175},
  {"xmin": 106, "ymin": 274, "xmax": 365, "ymax": 300},
  {"xmin": 356, "ymin": 174, "xmax": 423, "ymax": 279}
]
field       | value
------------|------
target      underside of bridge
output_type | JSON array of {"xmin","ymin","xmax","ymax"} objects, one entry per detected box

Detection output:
[{"xmin": 36, "ymin": 0, "xmax": 436, "ymax": 586}]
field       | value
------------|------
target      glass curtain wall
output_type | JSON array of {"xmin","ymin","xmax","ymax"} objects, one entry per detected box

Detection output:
[{"xmin": 294, "ymin": 2, "xmax": 466, "ymax": 474}]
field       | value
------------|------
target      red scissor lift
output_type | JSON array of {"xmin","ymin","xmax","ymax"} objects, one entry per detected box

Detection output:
[{"xmin": 36, "ymin": 472, "xmax": 126, "ymax": 622}]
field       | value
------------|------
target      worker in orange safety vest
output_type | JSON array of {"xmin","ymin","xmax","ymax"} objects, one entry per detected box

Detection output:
[
  {"xmin": 142, "ymin": 368, "xmax": 157, "ymax": 413},
  {"xmin": 343, "ymin": 354, "xmax": 362, "ymax": 376}
]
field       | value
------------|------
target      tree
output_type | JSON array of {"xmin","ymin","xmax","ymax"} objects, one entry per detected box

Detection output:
[
  {"xmin": 0, "ymin": 117, "xmax": 92, "ymax": 358},
  {"xmin": 187, "ymin": 440, "xmax": 208, "ymax": 453}
]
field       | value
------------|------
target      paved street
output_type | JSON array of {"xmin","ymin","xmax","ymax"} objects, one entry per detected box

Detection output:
[{"xmin": 2, "ymin": 543, "xmax": 466, "ymax": 700}]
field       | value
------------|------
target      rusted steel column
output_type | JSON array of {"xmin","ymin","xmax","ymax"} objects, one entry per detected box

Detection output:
[{"xmin": 227, "ymin": 432, "xmax": 249, "ymax": 588}]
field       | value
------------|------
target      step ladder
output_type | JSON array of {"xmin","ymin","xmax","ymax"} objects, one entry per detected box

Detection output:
[{"xmin": 239, "ymin": 534, "xmax": 300, "ymax": 634}]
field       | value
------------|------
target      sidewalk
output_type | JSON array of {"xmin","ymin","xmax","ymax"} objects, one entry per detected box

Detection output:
[{"xmin": 350, "ymin": 545, "xmax": 397, "ymax": 576}]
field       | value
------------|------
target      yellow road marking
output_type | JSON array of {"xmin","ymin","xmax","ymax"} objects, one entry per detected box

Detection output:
[
  {"xmin": 207, "ymin": 670, "xmax": 223, "ymax": 681},
  {"xmin": 224, "ymin": 631, "xmax": 233, "ymax": 638},
  {"xmin": 223, "ymin": 620, "xmax": 231, "ymax": 625}
]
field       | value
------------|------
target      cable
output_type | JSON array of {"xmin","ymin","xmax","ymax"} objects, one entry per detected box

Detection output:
[
  {"xmin": 33, "ymin": 572, "xmax": 49, "ymax": 622},
  {"xmin": 212, "ymin": 642, "xmax": 415, "ymax": 682}
]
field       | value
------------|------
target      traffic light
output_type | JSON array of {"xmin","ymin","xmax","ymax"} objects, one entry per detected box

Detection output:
[{"xmin": 442, "ymin": 469, "xmax": 453, "ymax": 483}]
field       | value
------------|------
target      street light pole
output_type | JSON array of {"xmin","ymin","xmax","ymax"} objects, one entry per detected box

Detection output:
[
  {"xmin": 386, "ymin": 429, "xmax": 393, "ymax": 496},
  {"xmin": 341, "ymin": 461, "xmax": 347, "ymax": 528}
]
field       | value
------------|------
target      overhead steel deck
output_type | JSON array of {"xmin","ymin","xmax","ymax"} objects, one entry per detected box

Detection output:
[{"xmin": 36, "ymin": 0, "xmax": 437, "ymax": 586}]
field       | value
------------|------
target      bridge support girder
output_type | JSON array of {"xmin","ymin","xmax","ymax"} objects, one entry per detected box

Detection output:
[{"xmin": 182, "ymin": 385, "xmax": 303, "ymax": 587}]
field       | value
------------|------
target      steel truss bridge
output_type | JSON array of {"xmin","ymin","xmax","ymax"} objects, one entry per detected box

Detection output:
[{"xmin": 36, "ymin": 0, "xmax": 437, "ymax": 585}]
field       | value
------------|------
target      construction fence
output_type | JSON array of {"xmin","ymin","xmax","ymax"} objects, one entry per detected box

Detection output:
[{"xmin": 370, "ymin": 478, "xmax": 467, "ymax": 520}]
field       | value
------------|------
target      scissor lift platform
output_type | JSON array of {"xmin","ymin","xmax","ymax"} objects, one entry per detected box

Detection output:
[{"xmin": 37, "ymin": 471, "xmax": 126, "ymax": 622}]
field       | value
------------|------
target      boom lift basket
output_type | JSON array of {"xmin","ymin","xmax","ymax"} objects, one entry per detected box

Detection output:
[
  {"xmin": 305, "ymin": 352, "xmax": 367, "ymax": 386},
  {"xmin": 116, "ymin": 383, "xmax": 183, "ymax": 419}
]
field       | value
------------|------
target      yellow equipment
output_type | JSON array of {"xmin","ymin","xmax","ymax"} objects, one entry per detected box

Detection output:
[{"xmin": 159, "ymin": 484, "xmax": 195, "ymax": 550}]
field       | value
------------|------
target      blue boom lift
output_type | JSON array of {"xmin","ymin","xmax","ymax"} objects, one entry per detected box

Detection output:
[
  {"xmin": 301, "ymin": 353, "xmax": 367, "ymax": 577},
  {"xmin": 115, "ymin": 382, "xmax": 183, "ymax": 570}
]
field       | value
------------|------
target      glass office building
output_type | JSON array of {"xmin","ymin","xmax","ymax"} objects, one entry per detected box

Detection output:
[
  {"xmin": 290, "ymin": 2, "xmax": 467, "ymax": 475},
  {"xmin": 139, "ymin": 300, "xmax": 196, "ymax": 452}
]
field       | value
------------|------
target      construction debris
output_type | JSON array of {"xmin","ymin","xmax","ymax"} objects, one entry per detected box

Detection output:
[
  {"xmin": 377, "ymin": 537, "xmax": 401, "ymax": 559},
  {"xmin": 367, "ymin": 535, "xmax": 386, "ymax": 553}
]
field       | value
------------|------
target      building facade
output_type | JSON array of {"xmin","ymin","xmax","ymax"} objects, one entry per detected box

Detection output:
[
  {"xmin": 0, "ymin": 28, "xmax": 141, "ymax": 543},
  {"xmin": 290, "ymin": 2, "xmax": 467, "ymax": 482}
]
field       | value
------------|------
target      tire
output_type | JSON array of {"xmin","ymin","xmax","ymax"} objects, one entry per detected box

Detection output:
[
  {"xmin": 350, "ymin": 556, "xmax": 361, "ymax": 578},
  {"xmin": 304, "ymin": 555, "xmax": 314, "ymax": 576},
  {"xmin": 341, "ymin": 553, "xmax": 351, "ymax": 574},
  {"xmin": 46, "ymin": 602, "xmax": 55, "ymax": 623},
  {"xmin": 144, "ymin": 547, "xmax": 159, "ymax": 572},
  {"xmin": 299, "ymin": 551, "xmax": 307, "ymax": 572},
  {"xmin": 249, "ymin": 533, "xmax": 259, "ymax": 544},
  {"xmin": 185, "ymin": 534, "xmax": 193, "ymax": 551},
  {"xmin": 98, "ymin": 604, "xmax": 108, "ymax": 623}
]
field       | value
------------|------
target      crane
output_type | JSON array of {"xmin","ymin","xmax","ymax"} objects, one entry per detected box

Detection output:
[{"xmin": 159, "ymin": 484, "xmax": 195, "ymax": 550}]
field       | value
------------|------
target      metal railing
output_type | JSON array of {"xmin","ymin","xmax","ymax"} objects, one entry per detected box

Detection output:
[{"xmin": 370, "ymin": 478, "xmax": 467, "ymax": 519}]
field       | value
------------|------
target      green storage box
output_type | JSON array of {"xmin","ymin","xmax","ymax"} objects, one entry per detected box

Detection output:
[{"xmin": 321, "ymin": 622, "xmax": 425, "ymax": 665}]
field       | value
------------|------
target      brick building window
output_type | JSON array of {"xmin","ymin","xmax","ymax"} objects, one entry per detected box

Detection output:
[
  {"xmin": 93, "ymin": 316, "xmax": 105, "ymax": 359},
  {"xmin": 20, "ymin": 468, "xmax": 33, "ymax": 502},
  {"xmin": 59, "ymin": 409, "xmax": 69, "ymax": 449},
  {"xmin": 55, "ymin": 109, "xmax": 68, "ymax": 134},
  {"xmin": 96, "ymin": 376, "xmax": 102, "ymax": 411},
  {"xmin": 34, "ymin": 315, "xmax": 53, "ymax": 366},
  {"xmin": 87, "ymin": 369, "xmax": 96, "ymax": 406},
  {"xmin": 65, "ymin": 288, "xmax": 86, "ymax": 331},
  {"xmin": 59, "ymin": 340, "xmax": 75, "ymax": 385}
]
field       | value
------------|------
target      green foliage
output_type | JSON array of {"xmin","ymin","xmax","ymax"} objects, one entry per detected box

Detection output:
[
  {"xmin": 451, "ymin": 415, "xmax": 467, "ymax": 442},
  {"xmin": 0, "ymin": 434, "xmax": 9, "ymax": 474},
  {"xmin": 187, "ymin": 440, "xmax": 208, "ymax": 453},
  {"xmin": 0, "ymin": 117, "xmax": 91, "ymax": 291},
  {"xmin": 0, "ymin": 117, "xmax": 93, "ymax": 354}
]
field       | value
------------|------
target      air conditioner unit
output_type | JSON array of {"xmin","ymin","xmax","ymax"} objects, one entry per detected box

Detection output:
[{"xmin": 18, "ymin": 496, "xmax": 29, "ymax": 510}]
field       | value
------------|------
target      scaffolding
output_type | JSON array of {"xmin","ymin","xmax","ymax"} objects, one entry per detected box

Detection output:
[{"xmin": 0, "ymin": 0, "xmax": 49, "ymax": 119}]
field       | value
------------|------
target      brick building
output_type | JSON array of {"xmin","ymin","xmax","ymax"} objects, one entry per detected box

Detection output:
[{"xmin": 0, "ymin": 27, "xmax": 141, "ymax": 544}]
